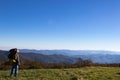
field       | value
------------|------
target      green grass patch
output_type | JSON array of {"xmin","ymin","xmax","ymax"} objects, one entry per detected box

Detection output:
[{"xmin": 0, "ymin": 67, "xmax": 120, "ymax": 80}]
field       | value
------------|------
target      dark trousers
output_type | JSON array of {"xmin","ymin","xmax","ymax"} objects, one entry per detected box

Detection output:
[{"xmin": 10, "ymin": 63, "xmax": 18, "ymax": 77}]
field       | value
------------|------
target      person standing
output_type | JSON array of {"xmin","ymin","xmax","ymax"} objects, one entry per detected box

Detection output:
[{"xmin": 8, "ymin": 48, "xmax": 20, "ymax": 77}]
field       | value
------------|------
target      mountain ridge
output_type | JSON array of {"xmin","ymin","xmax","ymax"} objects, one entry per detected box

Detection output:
[
  {"xmin": 19, "ymin": 49, "xmax": 120, "ymax": 63},
  {"xmin": 19, "ymin": 49, "xmax": 120, "ymax": 55},
  {"xmin": 0, "ymin": 49, "xmax": 120, "ymax": 64}
]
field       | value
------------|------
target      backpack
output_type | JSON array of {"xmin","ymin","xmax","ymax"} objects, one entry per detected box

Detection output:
[{"xmin": 8, "ymin": 48, "xmax": 17, "ymax": 59}]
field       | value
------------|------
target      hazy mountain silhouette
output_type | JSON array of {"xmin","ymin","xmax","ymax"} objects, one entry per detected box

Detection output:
[
  {"xmin": 0, "ymin": 49, "xmax": 120, "ymax": 63},
  {"xmin": 20, "ymin": 49, "xmax": 120, "ymax": 55},
  {"xmin": 0, "ymin": 50, "xmax": 76, "ymax": 64},
  {"xmin": 19, "ymin": 49, "xmax": 120, "ymax": 63}
]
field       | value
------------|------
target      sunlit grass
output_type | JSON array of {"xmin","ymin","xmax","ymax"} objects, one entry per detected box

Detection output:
[{"xmin": 0, "ymin": 67, "xmax": 120, "ymax": 80}]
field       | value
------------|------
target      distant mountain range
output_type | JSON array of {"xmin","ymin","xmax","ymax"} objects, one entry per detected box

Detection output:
[
  {"xmin": 19, "ymin": 49, "xmax": 120, "ymax": 55},
  {"xmin": 0, "ymin": 50, "xmax": 76, "ymax": 64},
  {"xmin": 0, "ymin": 49, "xmax": 120, "ymax": 64}
]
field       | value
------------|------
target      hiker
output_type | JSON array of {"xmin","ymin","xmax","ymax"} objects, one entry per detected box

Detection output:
[{"xmin": 8, "ymin": 48, "xmax": 20, "ymax": 77}]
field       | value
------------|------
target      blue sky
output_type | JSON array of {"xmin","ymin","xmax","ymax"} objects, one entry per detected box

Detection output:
[{"xmin": 0, "ymin": 0, "xmax": 120, "ymax": 51}]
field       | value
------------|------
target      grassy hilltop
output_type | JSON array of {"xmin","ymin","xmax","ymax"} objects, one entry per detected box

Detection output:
[{"xmin": 0, "ymin": 67, "xmax": 120, "ymax": 80}]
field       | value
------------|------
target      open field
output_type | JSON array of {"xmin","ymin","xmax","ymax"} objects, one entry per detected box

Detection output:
[{"xmin": 0, "ymin": 67, "xmax": 120, "ymax": 80}]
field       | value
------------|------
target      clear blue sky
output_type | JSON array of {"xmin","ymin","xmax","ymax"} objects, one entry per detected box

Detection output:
[{"xmin": 0, "ymin": 0, "xmax": 120, "ymax": 51}]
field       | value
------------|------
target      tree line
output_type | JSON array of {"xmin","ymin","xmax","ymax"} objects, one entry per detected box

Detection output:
[{"xmin": 0, "ymin": 58, "xmax": 120, "ymax": 70}]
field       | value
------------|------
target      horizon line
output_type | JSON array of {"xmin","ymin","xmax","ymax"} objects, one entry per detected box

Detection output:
[{"xmin": 1, "ymin": 47, "xmax": 120, "ymax": 53}]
